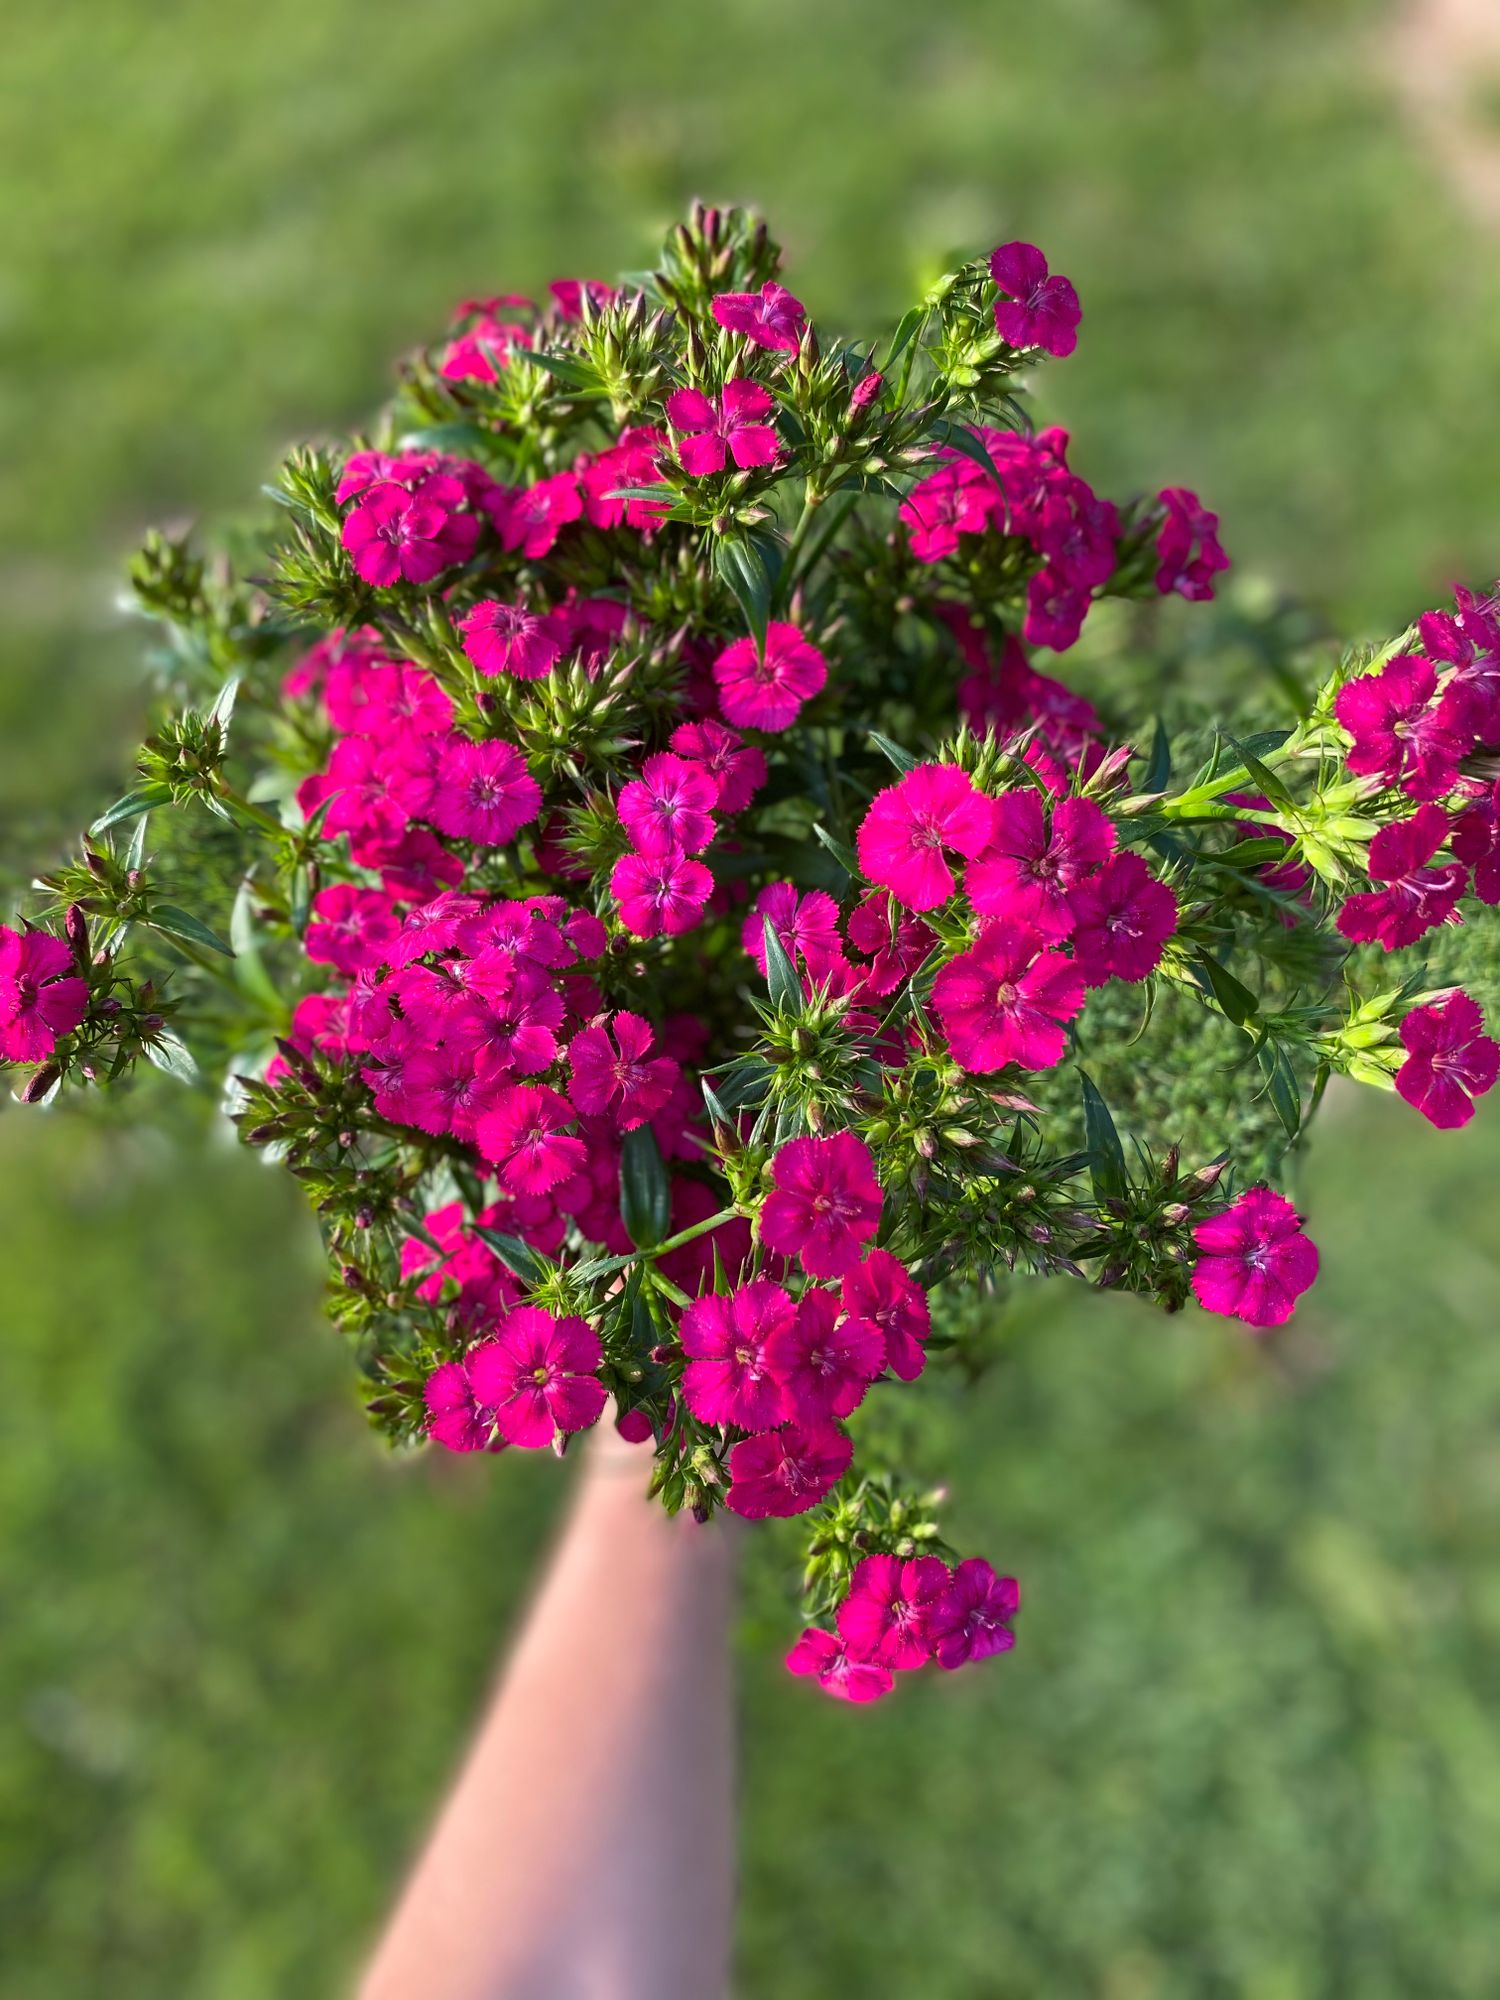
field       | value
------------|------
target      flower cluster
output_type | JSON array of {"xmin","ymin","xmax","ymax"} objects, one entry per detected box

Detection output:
[{"xmin": 11, "ymin": 204, "xmax": 1500, "ymax": 1704}]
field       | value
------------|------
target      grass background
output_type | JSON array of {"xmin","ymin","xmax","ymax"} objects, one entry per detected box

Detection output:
[{"xmin": 4, "ymin": 1, "xmax": 1500, "ymax": 1992}]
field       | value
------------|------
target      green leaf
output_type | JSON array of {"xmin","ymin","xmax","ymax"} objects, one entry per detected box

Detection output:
[
  {"xmin": 701, "ymin": 1077, "xmax": 733, "ymax": 1129},
  {"xmin": 123, "ymin": 813, "xmax": 150, "ymax": 874},
  {"xmin": 1192, "ymin": 952, "xmax": 1260, "ymax": 1026},
  {"xmin": 867, "ymin": 730, "xmax": 918, "ymax": 774},
  {"xmin": 620, "ymin": 1126, "xmax": 671, "ymax": 1250},
  {"xmin": 143, "ymin": 1030, "xmax": 198, "ymax": 1083},
  {"xmin": 1079, "ymin": 1069, "xmax": 1127, "ymax": 1202},
  {"xmin": 1227, "ymin": 735, "xmax": 1296, "ymax": 812},
  {"xmin": 1215, "ymin": 836, "xmax": 1293, "ymax": 869},
  {"xmin": 813, "ymin": 823, "xmax": 860, "ymax": 877},
  {"xmin": 150, "ymin": 904, "xmax": 236, "ymax": 959},
  {"xmin": 90, "ymin": 786, "xmax": 171, "ymax": 836},
  {"xmin": 716, "ymin": 535, "xmax": 776, "ymax": 651},
  {"xmin": 1255, "ymin": 1036, "xmax": 1303, "ymax": 1140},
  {"xmin": 206, "ymin": 674, "xmax": 240, "ymax": 737},
  {"xmin": 925, "ymin": 418, "xmax": 1002, "ymax": 488},
  {"xmin": 229, "ymin": 879, "xmax": 283, "ymax": 1013},
  {"xmin": 762, "ymin": 915, "xmax": 802, "ymax": 1012},
  {"xmin": 1143, "ymin": 719, "xmax": 1172, "ymax": 794},
  {"xmin": 520, "ymin": 347, "xmax": 601, "ymax": 392},
  {"xmin": 473, "ymin": 1226, "xmax": 552, "ymax": 1288},
  {"xmin": 883, "ymin": 304, "xmax": 929, "ymax": 374}
]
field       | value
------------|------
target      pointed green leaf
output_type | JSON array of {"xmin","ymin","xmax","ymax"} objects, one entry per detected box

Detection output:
[
  {"xmin": 762, "ymin": 916, "xmax": 802, "ymax": 1012},
  {"xmin": 150, "ymin": 904, "xmax": 235, "ymax": 959},
  {"xmin": 1143, "ymin": 718, "xmax": 1172, "ymax": 794},
  {"xmin": 867, "ymin": 730, "xmax": 918, "ymax": 774},
  {"xmin": 1193, "ymin": 952, "xmax": 1259, "ymax": 1026},
  {"xmin": 91, "ymin": 786, "xmax": 171, "ymax": 836},
  {"xmin": 473, "ymin": 1225, "xmax": 552, "ymax": 1288},
  {"xmin": 620, "ymin": 1125, "xmax": 671, "ymax": 1250},
  {"xmin": 1079, "ymin": 1069, "xmax": 1127, "ymax": 1202},
  {"xmin": 143, "ymin": 1029, "xmax": 198, "ymax": 1083},
  {"xmin": 716, "ymin": 535, "xmax": 775, "ymax": 651},
  {"xmin": 813, "ymin": 823, "xmax": 860, "ymax": 877}
]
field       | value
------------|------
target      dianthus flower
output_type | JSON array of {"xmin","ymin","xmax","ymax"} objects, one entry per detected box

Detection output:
[
  {"xmin": 786, "ymin": 1628, "xmax": 894, "ymax": 1704},
  {"xmin": 668, "ymin": 718, "xmax": 766, "ymax": 813},
  {"xmin": 665, "ymin": 380, "xmax": 780, "ymax": 476},
  {"xmin": 932, "ymin": 918, "xmax": 1085, "ymax": 1072},
  {"xmin": 1395, "ymin": 990, "xmax": 1499, "ymax": 1130},
  {"xmin": 929, "ymin": 1561, "xmax": 1020, "ymax": 1669},
  {"xmin": 844, "ymin": 890, "xmax": 936, "ymax": 998},
  {"xmin": 1154, "ymin": 487, "xmax": 1230, "ymax": 602},
  {"xmin": 900, "ymin": 465, "xmax": 993, "ymax": 563},
  {"xmin": 1035, "ymin": 478, "xmax": 1119, "ymax": 590},
  {"xmin": 398, "ymin": 1040, "xmax": 510, "ymax": 1140},
  {"xmin": 1190, "ymin": 1186, "xmax": 1319, "ymax": 1329},
  {"xmin": 459, "ymin": 600, "xmax": 562, "ymax": 681},
  {"xmin": 616, "ymin": 752, "xmax": 720, "ymax": 857},
  {"xmin": 303, "ymin": 733, "xmax": 429, "ymax": 844},
  {"xmin": 764, "ymin": 1288, "xmax": 885, "ymax": 1422},
  {"xmin": 341, "ymin": 477, "xmax": 479, "ymax": 587},
  {"xmin": 304, "ymin": 884, "xmax": 401, "ymax": 977},
  {"xmin": 0, "ymin": 926, "xmax": 88, "ymax": 1064},
  {"xmin": 1024, "ymin": 565, "xmax": 1092, "ymax": 652},
  {"xmin": 549, "ymin": 278, "xmax": 618, "ymax": 320},
  {"xmin": 566, "ymin": 1011, "xmax": 678, "ymax": 1127},
  {"xmin": 475, "ymin": 1083, "xmax": 587, "ymax": 1194},
  {"xmin": 711, "ymin": 281, "xmax": 807, "ymax": 352},
  {"xmin": 578, "ymin": 426, "xmax": 668, "ymax": 530},
  {"xmin": 1068, "ymin": 851, "xmax": 1178, "ymax": 986},
  {"xmin": 494, "ymin": 471, "xmax": 583, "ymax": 559},
  {"xmin": 468, "ymin": 966, "xmax": 566, "ymax": 1076},
  {"xmin": 1419, "ymin": 587, "xmax": 1500, "ymax": 739},
  {"xmin": 758, "ymin": 1131, "xmax": 884, "ymax": 1279},
  {"xmin": 743, "ymin": 883, "xmax": 842, "ymax": 979},
  {"xmin": 610, "ymin": 850, "xmax": 714, "ymax": 938},
  {"xmin": 967, "ymin": 791, "xmax": 1116, "ymax": 936},
  {"xmin": 425, "ymin": 737, "xmax": 543, "ymax": 847},
  {"xmin": 840, "ymin": 1249, "xmax": 930, "ymax": 1381},
  {"xmin": 989, "ymin": 241, "xmax": 1081, "ymax": 357},
  {"xmin": 423, "ymin": 1357, "xmax": 495, "ymax": 1453},
  {"xmin": 440, "ymin": 312, "xmax": 531, "ymax": 382},
  {"xmin": 1452, "ymin": 778, "xmax": 1500, "ymax": 903},
  {"xmin": 467, "ymin": 1307, "xmax": 606, "ymax": 1448},
  {"xmin": 856, "ymin": 763, "xmax": 996, "ymax": 913},
  {"xmin": 1334, "ymin": 655, "xmax": 1476, "ymax": 801},
  {"xmin": 714, "ymin": 622, "xmax": 828, "ymax": 732},
  {"xmin": 724, "ymin": 1419, "xmax": 853, "ymax": 1519},
  {"xmin": 1335, "ymin": 805, "xmax": 1465, "ymax": 951},
  {"xmin": 836, "ymin": 1553, "xmax": 951, "ymax": 1669},
  {"xmin": 679, "ymin": 1281, "xmax": 796, "ymax": 1431}
]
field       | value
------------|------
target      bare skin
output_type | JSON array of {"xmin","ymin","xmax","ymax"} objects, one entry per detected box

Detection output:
[{"xmin": 359, "ymin": 1426, "xmax": 738, "ymax": 2000}]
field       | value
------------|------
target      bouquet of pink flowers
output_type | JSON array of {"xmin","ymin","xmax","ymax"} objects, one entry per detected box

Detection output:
[{"xmin": 7, "ymin": 205, "xmax": 1499, "ymax": 1704}]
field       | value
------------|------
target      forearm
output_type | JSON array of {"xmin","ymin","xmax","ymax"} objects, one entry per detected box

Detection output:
[{"xmin": 359, "ymin": 1432, "xmax": 738, "ymax": 2000}]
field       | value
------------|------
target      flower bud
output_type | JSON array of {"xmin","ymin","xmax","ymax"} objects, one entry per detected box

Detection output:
[
  {"xmin": 21, "ymin": 1062, "xmax": 62, "ymax": 1103},
  {"xmin": 65, "ymin": 904, "xmax": 90, "ymax": 965}
]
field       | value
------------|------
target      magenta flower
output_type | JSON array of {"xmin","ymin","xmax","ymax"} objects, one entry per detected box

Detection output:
[
  {"xmin": 1395, "ymin": 991, "xmax": 1499, "ymax": 1130},
  {"xmin": 1069, "ymin": 851, "xmax": 1178, "ymax": 987},
  {"xmin": 1336, "ymin": 805, "xmax": 1465, "ymax": 951},
  {"xmin": 1024, "ymin": 565, "xmax": 1091, "ymax": 653},
  {"xmin": 932, "ymin": 919, "xmax": 1085, "ymax": 1073},
  {"xmin": 724, "ymin": 1419, "xmax": 853, "ymax": 1519},
  {"xmin": 929, "ymin": 1560, "xmax": 1020, "ymax": 1669},
  {"xmin": 440, "ymin": 313, "xmax": 530, "ymax": 383},
  {"xmin": 989, "ymin": 241, "xmax": 1081, "ymax": 358},
  {"xmin": 468, "ymin": 1306, "xmax": 606, "ymax": 1448},
  {"xmin": 900, "ymin": 466, "xmax": 993, "ymax": 563},
  {"xmin": 840, "ymin": 1249, "xmax": 930, "ymax": 1382},
  {"xmin": 399, "ymin": 1040, "xmax": 510, "ymax": 1140},
  {"xmin": 492, "ymin": 470, "xmax": 584, "ymax": 560},
  {"xmin": 423, "ymin": 1358, "xmax": 495, "ymax": 1454},
  {"xmin": 742, "ymin": 883, "xmax": 842, "ymax": 979},
  {"xmin": 425, "ymin": 738, "xmax": 542, "ymax": 848},
  {"xmin": 467, "ymin": 965, "xmax": 565, "ymax": 1077},
  {"xmin": 785, "ymin": 1627, "xmax": 893, "ymax": 1704},
  {"xmin": 679, "ymin": 1281, "xmax": 796, "ymax": 1431},
  {"xmin": 549, "ymin": 278, "xmax": 618, "ymax": 321},
  {"xmin": 342, "ymin": 477, "xmax": 478, "ymax": 588},
  {"xmin": 1334, "ymin": 655, "xmax": 1476, "ymax": 801},
  {"xmin": 616, "ymin": 751, "xmax": 720, "ymax": 857},
  {"xmin": 714, "ymin": 622, "xmax": 828, "ymax": 732},
  {"xmin": 668, "ymin": 718, "xmax": 767, "ymax": 813},
  {"xmin": 844, "ymin": 890, "xmax": 936, "ymax": 998},
  {"xmin": 665, "ymin": 379, "xmax": 780, "ymax": 476},
  {"xmin": 1420, "ymin": 587, "xmax": 1500, "ymax": 738},
  {"xmin": 610, "ymin": 850, "xmax": 714, "ymax": 938},
  {"xmin": 1155, "ymin": 487, "xmax": 1230, "ymax": 602},
  {"xmin": 1036, "ymin": 478, "xmax": 1119, "ymax": 590},
  {"xmin": 711, "ymin": 281, "xmax": 808, "ymax": 354},
  {"xmin": 1453, "ymin": 779, "xmax": 1500, "ymax": 903},
  {"xmin": 856, "ymin": 764, "xmax": 996, "ymax": 914},
  {"xmin": 0, "ymin": 926, "xmax": 88, "ymax": 1064},
  {"xmin": 304, "ymin": 884, "xmax": 401, "ymax": 977},
  {"xmin": 968, "ymin": 791, "xmax": 1116, "ymax": 936},
  {"xmin": 567, "ymin": 1011, "xmax": 678, "ymax": 1128},
  {"xmin": 578, "ymin": 425, "xmax": 668, "ymax": 531},
  {"xmin": 759, "ymin": 1132, "xmax": 884, "ymax": 1279},
  {"xmin": 459, "ymin": 600, "xmax": 562, "ymax": 681},
  {"xmin": 764, "ymin": 1288, "xmax": 885, "ymax": 1422},
  {"xmin": 1190, "ymin": 1186, "xmax": 1319, "ymax": 1329},
  {"xmin": 476, "ymin": 1083, "xmax": 588, "ymax": 1195},
  {"xmin": 836, "ymin": 1553, "xmax": 951, "ymax": 1670}
]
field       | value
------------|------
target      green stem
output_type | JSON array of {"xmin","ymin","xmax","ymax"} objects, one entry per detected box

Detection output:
[
  {"xmin": 646, "ymin": 1205, "xmax": 740, "ymax": 1259},
  {"xmin": 217, "ymin": 786, "xmax": 286, "ymax": 840}
]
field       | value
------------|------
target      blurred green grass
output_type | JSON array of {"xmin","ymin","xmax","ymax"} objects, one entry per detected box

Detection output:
[{"xmin": 4, "ymin": 1, "xmax": 1500, "ymax": 1993}]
